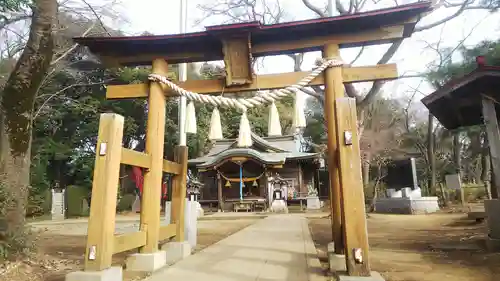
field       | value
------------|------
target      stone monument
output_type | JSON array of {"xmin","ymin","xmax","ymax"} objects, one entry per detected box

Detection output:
[
  {"xmin": 375, "ymin": 158, "xmax": 439, "ymax": 214},
  {"xmin": 306, "ymin": 183, "xmax": 321, "ymax": 210},
  {"xmin": 51, "ymin": 188, "xmax": 65, "ymax": 220},
  {"xmin": 186, "ymin": 176, "xmax": 204, "ymax": 218},
  {"xmin": 132, "ymin": 194, "xmax": 141, "ymax": 213}
]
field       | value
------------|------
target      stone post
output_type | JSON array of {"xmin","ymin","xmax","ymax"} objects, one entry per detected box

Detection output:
[{"xmin": 51, "ymin": 189, "xmax": 65, "ymax": 220}]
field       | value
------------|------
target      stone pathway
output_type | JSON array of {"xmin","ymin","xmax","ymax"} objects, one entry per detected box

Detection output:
[{"xmin": 146, "ymin": 214, "xmax": 325, "ymax": 281}]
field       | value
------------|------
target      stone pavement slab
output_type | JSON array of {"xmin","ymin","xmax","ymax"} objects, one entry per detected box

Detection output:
[{"xmin": 144, "ymin": 214, "xmax": 325, "ymax": 281}]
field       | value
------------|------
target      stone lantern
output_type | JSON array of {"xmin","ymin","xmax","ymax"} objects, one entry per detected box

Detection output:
[{"xmin": 269, "ymin": 173, "xmax": 289, "ymax": 213}]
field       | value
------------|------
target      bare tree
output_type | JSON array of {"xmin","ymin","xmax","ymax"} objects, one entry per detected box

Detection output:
[
  {"xmin": 0, "ymin": 0, "xmax": 58, "ymax": 246},
  {"xmin": 196, "ymin": 0, "xmax": 494, "ymax": 185},
  {"xmin": 0, "ymin": 0, "xmax": 121, "ymax": 255},
  {"xmin": 197, "ymin": 0, "xmax": 494, "ymax": 111}
]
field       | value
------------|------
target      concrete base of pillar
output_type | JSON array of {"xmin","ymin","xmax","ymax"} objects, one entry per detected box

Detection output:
[
  {"xmin": 65, "ymin": 267, "xmax": 122, "ymax": 281},
  {"xmin": 125, "ymin": 251, "xmax": 166, "ymax": 272},
  {"xmin": 328, "ymin": 242, "xmax": 347, "ymax": 272},
  {"xmin": 162, "ymin": 241, "xmax": 191, "ymax": 265},
  {"xmin": 486, "ymin": 235, "xmax": 500, "ymax": 251},
  {"xmin": 334, "ymin": 271, "xmax": 385, "ymax": 281}
]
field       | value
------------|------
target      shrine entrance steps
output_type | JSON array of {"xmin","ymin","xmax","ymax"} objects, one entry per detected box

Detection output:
[{"xmin": 144, "ymin": 214, "xmax": 325, "ymax": 281}]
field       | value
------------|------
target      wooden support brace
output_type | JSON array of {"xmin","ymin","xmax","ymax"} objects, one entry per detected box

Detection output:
[
  {"xmin": 121, "ymin": 148, "xmax": 180, "ymax": 174},
  {"xmin": 159, "ymin": 224, "xmax": 177, "ymax": 241},
  {"xmin": 323, "ymin": 44, "xmax": 344, "ymax": 255},
  {"xmin": 163, "ymin": 159, "xmax": 182, "ymax": 175},
  {"xmin": 105, "ymin": 64, "xmax": 398, "ymax": 99},
  {"xmin": 113, "ymin": 231, "xmax": 147, "ymax": 254},
  {"xmin": 172, "ymin": 146, "xmax": 188, "ymax": 242},
  {"xmin": 84, "ymin": 113, "xmax": 124, "ymax": 271},
  {"xmin": 121, "ymin": 148, "xmax": 151, "ymax": 168},
  {"xmin": 140, "ymin": 58, "xmax": 168, "ymax": 253},
  {"xmin": 335, "ymin": 97, "xmax": 371, "ymax": 277}
]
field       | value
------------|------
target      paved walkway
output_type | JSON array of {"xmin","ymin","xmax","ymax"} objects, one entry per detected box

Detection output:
[{"xmin": 146, "ymin": 214, "xmax": 325, "ymax": 281}]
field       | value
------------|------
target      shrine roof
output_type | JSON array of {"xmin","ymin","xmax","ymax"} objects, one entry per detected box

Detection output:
[
  {"xmin": 192, "ymin": 149, "xmax": 317, "ymax": 169},
  {"xmin": 74, "ymin": 2, "xmax": 432, "ymax": 66},
  {"xmin": 421, "ymin": 64, "xmax": 500, "ymax": 130},
  {"xmin": 188, "ymin": 133, "xmax": 318, "ymax": 169}
]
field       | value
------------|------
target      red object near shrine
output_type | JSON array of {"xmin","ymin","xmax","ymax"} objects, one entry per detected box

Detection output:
[
  {"xmin": 476, "ymin": 56, "xmax": 486, "ymax": 67},
  {"xmin": 131, "ymin": 166, "xmax": 167, "ymax": 199}
]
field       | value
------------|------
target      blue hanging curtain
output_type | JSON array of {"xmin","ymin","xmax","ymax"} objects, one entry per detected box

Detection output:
[{"xmin": 239, "ymin": 163, "xmax": 243, "ymax": 200}]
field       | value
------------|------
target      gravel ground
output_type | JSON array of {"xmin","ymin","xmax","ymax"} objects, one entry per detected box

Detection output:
[{"xmin": 30, "ymin": 218, "xmax": 257, "ymax": 236}]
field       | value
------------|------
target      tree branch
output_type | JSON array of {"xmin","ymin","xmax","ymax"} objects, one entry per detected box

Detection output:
[
  {"xmin": 34, "ymin": 80, "xmax": 111, "ymax": 119},
  {"xmin": 302, "ymin": 87, "xmax": 324, "ymax": 100},
  {"xmin": 336, "ymin": 0, "xmax": 348, "ymax": 14},
  {"xmin": 350, "ymin": 46, "xmax": 365, "ymax": 65},
  {"xmin": 81, "ymin": 0, "xmax": 111, "ymax": 36},
  {"xmin": 415, "ymin": 0, "xmax": 483, "ymax": 32},
  {"xmin": 50, "ymin": 22, "xmax": 96, "ymax": 66},
  {"xmin": 357, "ymin": 39, "xmax": 403, "ymax": 110},
  {"xmin": 301, "ymin": 0, "xmax": 326, "ymax": 17},
  {"xmin": 0, "ymin": 14, "xmax": 30, "ymax": 30},
  {"xmin": 345, "ymin": 83, "xmax": 361, "ymax": 102}
]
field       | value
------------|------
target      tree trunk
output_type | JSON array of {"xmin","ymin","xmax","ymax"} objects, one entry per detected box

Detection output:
[
  {"xmin": 453, "ymin": 133, "xmax": 461, "ymax": 175},
  {"xmin": 438, "ymin": 183, "xmax": 448, "ymax": 207},
  {"xmin": 368, "ymin": 163, "xmax": 382, "ymax": 212},
  {"xmin": 427, "ymin": 113, "xmax": 436, "ymax": 195},
  {"xmin": 362, "ymin": 152, "xmax": 370, "ymax": 187},
  {"xmin": 0, "ymin": 0, "xmax": 57, "ymax": 246}
]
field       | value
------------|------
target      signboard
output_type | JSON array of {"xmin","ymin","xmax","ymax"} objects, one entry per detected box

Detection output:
[{"xmin": 445, "ymin": 174, "xmax": 462, "ymax": 190}]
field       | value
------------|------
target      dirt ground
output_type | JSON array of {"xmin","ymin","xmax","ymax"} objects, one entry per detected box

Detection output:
[
  {"xmin": 1, "ymin": 218, "xmax": 257, "ymax": 281},
  {"xmin": 308, "ymin": 212, "xmax": 500, "ymax": 281}
]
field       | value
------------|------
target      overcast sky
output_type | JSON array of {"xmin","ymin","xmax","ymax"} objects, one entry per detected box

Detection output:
[{"xmin": 106, "ymin": 0, "xmax": 500, "ymax": 109}]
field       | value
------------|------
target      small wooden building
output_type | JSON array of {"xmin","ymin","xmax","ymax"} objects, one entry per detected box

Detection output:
[
  {"xmin": 188, "ymin": 133, "xmax": 320, "ymax": 211},
  {"xmin": 421, "ymin": 58, "xmax": 500, "ymax": 198}
]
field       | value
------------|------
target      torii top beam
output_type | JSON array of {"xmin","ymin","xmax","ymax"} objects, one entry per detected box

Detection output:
[{"xmin": 74, "ymin": 2, "xmax": 431, "ymax": 68}]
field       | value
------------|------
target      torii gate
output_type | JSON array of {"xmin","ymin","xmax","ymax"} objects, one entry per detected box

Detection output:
[{"xmin": 71, "ymin": 2, "xmax": 431, "ymax": 279}]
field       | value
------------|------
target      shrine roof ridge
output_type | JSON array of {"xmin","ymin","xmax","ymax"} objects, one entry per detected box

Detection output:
[
  {"xmin": 188, "ymin": 148, "xmax": 318, "ymax": 169},
  {"xmin": 73, "ymin": 2, "xmax": 432, "ymax": 67}
]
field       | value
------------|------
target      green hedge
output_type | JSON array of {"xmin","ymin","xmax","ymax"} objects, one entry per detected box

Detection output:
[
  {"xmin": 117, "ymin": 193, "xmax": 136, "ymax": 212},
  {"xmin": 66, "ymin": 185, "xmax": 90, "ymax": 217}
]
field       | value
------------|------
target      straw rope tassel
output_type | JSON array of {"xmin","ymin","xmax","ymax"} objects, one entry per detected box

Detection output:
[
  {"xmin": 268, "ymin": 101, "xmax": 282, "ymax": 136},
  {"xmin": 292, "ymin": 94, "xmax": 306, "ymax": 129},
  {"xmin": 237, "ymin": 111, "xmax": 253, "ymax": 147},
  {"xmin": 209, "ymin": 107, "xmax": 223, "ymax": 140},
  {"xmin": 185, "ymin": 101, "xmax": 197, "ymax": 134},
  {"xmin": 147, "ymin": 58, "xmax": 344, "ymax": 139}
]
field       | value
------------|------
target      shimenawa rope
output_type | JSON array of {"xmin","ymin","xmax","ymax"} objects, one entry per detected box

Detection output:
[{"xmin": 147, "ymin": 57, "xmax": 343, "ymax": 112}]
